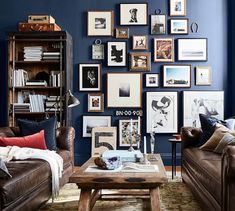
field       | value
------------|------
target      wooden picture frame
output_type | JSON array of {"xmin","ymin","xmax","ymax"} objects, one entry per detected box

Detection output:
[
  {"xmin": 154, "ymin": 38, "xmax": 174, "ymax": 62},
  {"xmin": 170, "ymin": 18, "xmax": 188, "ymax": 34},
  {"xmin": 170, "ymin": 0, "xmax": 186, "ymax": 16},
  {"xmin": 116, "ymin": 28, "xmax": 129, "ymax": 39},
  {"xmin": 195, "ymin": 66, "xmax": 212, "ymax": 86},
  {"xmin": 132, "ymin": 35, "xmax": 148, "ymax": 50},
  {"xmin": 88, "ymin": 93, "xmax": 104, "ymax": 112},
  {"xmin": 145, "ymin": 74, "xmax": 159, "ymax": 87},
  {"xmin": 107, "ymin": 41, "xmax": 127, "ymax": 66},
  {"xmin": 151, "ymin": 14, "xmax": 166, "ymax": 35},
  {"xmin": 130, "ymin": 52, "xmax": 151, "ymax": 71}
]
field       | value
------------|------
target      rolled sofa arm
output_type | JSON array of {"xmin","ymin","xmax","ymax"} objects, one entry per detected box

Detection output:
[
  {"xmin": 56, "ymin": 127, "xmax": 75, "ymax": 151},
  {"xmin": 180, "ymin": 127, "xmax": 202, "ymax": 149}
]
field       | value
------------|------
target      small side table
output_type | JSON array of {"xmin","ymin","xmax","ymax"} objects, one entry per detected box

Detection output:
[{"xmin": 169, "ymin": 139, "xmax": 182, "ymax": 179}]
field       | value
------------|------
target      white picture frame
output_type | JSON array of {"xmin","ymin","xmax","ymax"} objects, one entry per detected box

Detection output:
[
  {"xmin": 170, "ymin": 0, "xmax": 186, "ymax": 16},
  {"xmin": 132, "ymin": 35, "xmax": 148, "ymax": 50},
  {"xmin": 145, "ymin": 74, "xmax": 159, "ymax": 87},
  {"xmin": 195, "ymin": 66, "xmax": 212, "ymax": 86},
  {"xmin": 107, "ymin": 41, "xmax": 127, "ymax": 66}
]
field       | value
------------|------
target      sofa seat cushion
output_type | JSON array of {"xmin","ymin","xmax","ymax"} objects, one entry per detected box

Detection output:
[{"xmin": 0, "ymin": 159, "xmax": 51, "ymax": 208}]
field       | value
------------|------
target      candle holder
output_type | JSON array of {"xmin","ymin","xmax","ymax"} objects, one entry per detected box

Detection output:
[
  {"xmin": 140, "ymin": 153, "xmax": 150, "ymax": 165},
  {"xmin": 128, "ymin": 134, "xmax": 135, "ymax": 152},
  {"xmin": 136, "ymin": 134, "xmax": 141, "ymax": 150},
  {"xmin": 149, "ymin": 131, "xmax": 158, "ymax": 161}
]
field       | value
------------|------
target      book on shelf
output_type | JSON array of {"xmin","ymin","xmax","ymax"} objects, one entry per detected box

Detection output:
[
  {"xmin": 29, "ymin": 94, "xmax": 46, "ymax": 112},
  {"xmin": 50, "ymin": 71, "xmax": 61, "ymax": 87},
  {"xmin": 25, "ymin": 80, "xmax": 47, "ymax": 86},
  {"xmin": 23, "ymin": 46, "xmax": 43, "ymax": 61},
  {"xmin": 13, "ymin": 69, "xmax": 28, "ymax": 87},
  {"xmin": 13, "ymin": 103, "xmax": 31, "ymax": 112}
]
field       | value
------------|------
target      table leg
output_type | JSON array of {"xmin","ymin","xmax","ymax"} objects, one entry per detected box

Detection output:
[
  {"xmin": 149, "ymin": 187, "xmax": 160, "ymax": 211},
  {"xmin": 78, "ymin": 188, "xmax": 91, "ymax": 211}
]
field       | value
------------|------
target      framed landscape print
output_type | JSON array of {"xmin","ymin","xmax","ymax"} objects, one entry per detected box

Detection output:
[
  {"xmin": 163, "ymin": 65, "xmax": 191, "ymax": 88},
  {"xmin": 170, "ymin": 18, "xmax": 188, "ymax": 34},
  {"xmin": 79, "ymin": 64, "xmax": 101, "ymax": 91},
  {"xmin": 132, "ymin": 35, "xmax": 148, "ymax": 50},
  {"xmin": 154, "ymin": 38, "xmax": 174, "ymax": 62},
  {"xmin": 146, "ymin": 74, "xmax": 159, "ymax": 87},
  {"xmin": 146, "ymin": 92, "xmax": 178, "ymax": 133},
  {"xmin": 107, "ymin": 41, "xmax": 127, "ymax": 66},
  {"xmin": 183, "ymin": 91, "xmax": 224, "ymax": 127},
  {"xmin": 151, "ymin": 15, "xmax": 166, "ymax": 35},
  {"xmin": 120, "ymin": 3, "xmax": 148, "ymax": 25},
  {"xmin": 116, "ymin": 28, "xmax": 129, "ymax": 39},
  {"xmin": 130, "ymin": 52, "xmax": 151, "ymax": 71},
  {"xmin": 178, "ymin": 38, "xmax": 208, "ymax": 61},
  {"xmin": 170, "ymin": 0, "xmax": 186, "ymax": 16},
  {"xmin": 88, "ymin": 93, "xmax": 104, "ymax": 112},
  {"xmin": 195, "ymin": 66, "xmax": 212, "ymax": 86},
  {"xmin": 87, "ymin": 11, "xmax": 114, "ymax": 36},
  {"xmin": 107, "ymin": 73, "xmax": 142, "ymax": 108}
]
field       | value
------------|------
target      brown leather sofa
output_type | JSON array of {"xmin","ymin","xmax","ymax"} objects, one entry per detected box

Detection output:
[
  {"xmin": 0, "ymin": 126, "xmax": 75, "ymax": 211},
  {"xmin": 181, "ymin": 127, "xmax": 235, "ymax": 211}
]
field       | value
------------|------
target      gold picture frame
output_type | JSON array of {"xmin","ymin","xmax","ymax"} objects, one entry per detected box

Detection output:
[
  {"xmin": 88, "ymin": 93, "xmax": 104, "ymax": 112},
  {"xmin": 130, "ymin": 52, "xmax": 151, "ymax": 71}
]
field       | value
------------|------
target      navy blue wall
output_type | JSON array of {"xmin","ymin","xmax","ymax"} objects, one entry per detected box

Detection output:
[{"xmin": 0, "ymin": 0, "xmax": 228, "ymax": 165}]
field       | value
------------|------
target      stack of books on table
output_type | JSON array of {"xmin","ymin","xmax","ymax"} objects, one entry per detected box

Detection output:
[
  {"xmin": 45, "ymin": 96, "xmax": 62, "ymax": 111},
  {"xmin": 13, "ymin": 103, "xmax": 31, "ymax": 113},
  {"xmin": 23, "ymin": 46, "xmax": 43, "ymax": 61},
  {"xmin": 13, "ymin": 69, "xmax": 28, "ymax": 87},
  {"xmin": 42, "ymin": 51, "xmax": 60, "ymax": 60},
  {"xmin": 25, "ymin": 80, "xmax": 47, "ymax": 86},
  {"xmin": 29, "ymin": 94, "xmax": 46, "ymax": 112}
]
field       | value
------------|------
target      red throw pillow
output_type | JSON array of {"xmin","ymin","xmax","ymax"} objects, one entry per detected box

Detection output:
[{"xmin": 0, "ymin": 130, "xmax": 47, "ymax": 150}]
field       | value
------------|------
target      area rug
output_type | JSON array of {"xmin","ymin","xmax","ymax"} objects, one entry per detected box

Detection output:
[{"xmin": 40, "ymin": 172, "xmax": 201, "ymax": 211}]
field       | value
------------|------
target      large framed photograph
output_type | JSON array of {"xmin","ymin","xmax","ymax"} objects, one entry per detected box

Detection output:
[
  {"xmin": 107, "ymin": 41, "xmax": 127, "ymax": 66},
  {"xmin": 183, "ymin": 91, "xmax": 224, "ymax": 127},
  {"xmin": 170, "ymin": 0, "xmax": 186, "ymax": 16},
  {"xmin": 154, "ymin": 38, "xmax": 174, "ymax": 62},
  {"xmin": 145, "ymin": 74, "xmax": 159, "ymax": 87},
  {"xmin": 178, "ymin": 38, "xmax": 208, "ymax": 61},
  {"xmin": 88, "ymin": 93, "xmax": 104, "ymax": 112},
  {"xmin": 116, "ymin": 28, "xmax": 129, "ymax": 39},
  {"xmin": 146, "ymin": 92, "xmax": 178, "ymax": 133},
  {"xmin": 163, "ymin": 65, "xmax": 191, "ymax": 88},
  {"xmin": 130, "ymin": 52, "xmax": 151, "ymax": 71},
  {"xmin": 151, "ymin": 15, "xmax": 166, "ymax": 35},
  {"xmin": 87, "ymin": 10, "xmax": 114, "ymax": 36},
  {"xmin": 107, "ymin": 73, "xmax": 142, "ymax": 108},
  {"xmin": 79, "ymin": 64, "xmax": 102, "ymax": 91},
  {"xmin": 120, "ymin": 3, "xmax": 148, "ymax": 25},
  {"xmin": 170, "ymin": 18, "xmax": 188, "ymax": 34},
  {"xmin": 132, "ymin": 35, "xmax": 148, "ymax": 50},
  {"xmin": 82, "ymin": 115, "xmax": 111, "ymax": 137},
  {"xmin": 195, "ymin": 66, "xmax": 212, "ymax": 86}
]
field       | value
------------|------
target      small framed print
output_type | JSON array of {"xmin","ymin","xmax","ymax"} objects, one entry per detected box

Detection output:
[
  {"xmin": 120, "ymin": 3, "xmax": 148, "ymax": 25},
  {"xmin": 132, "ymin": 35, "xmax": 148, "ymax": 50},
  {"xmin": 130, "ymin": 52, "xmax": 151, "ymax": 71},
  {"xmin": 92, "ymin": 44, "xmax": 104, "ymax": 60},
  {"xmin": 88, "ymin": 93, "xmax": 104, "ymax": 112},
  {"xmin": 151, "ymin": 15, "xmax": 166, "ymax": 35},
  {"xmin": 170, "ymin": 0, "xmax": 186, "ymax": 16},
  {"xmin": 154, "ymin": 38, "xmax": 174, "ymax": 62},
  {"xmin": 87, "ymin": 10, "xmax": 114, "ymax": 36},
  {"xmin": 116, "ymin": 28, "xmax": 129, "ymax": 39},
  {"xmin": 107, "ymin": 41, "xmax": 127, "ymax": 66},
  {"xmin": 79, "ymin": 63, "xmax": 102, "ymax": 91},
  {"xmin": 170, "ymin": 18, "xmax": 188, "ymax": 34},
  {"xmin": 195, "ymin": 66, "xmax": 212, "ymax": 86},
  {"xmin": 145, "ymin": 74, "xmax": 159, "ymax": 87}
]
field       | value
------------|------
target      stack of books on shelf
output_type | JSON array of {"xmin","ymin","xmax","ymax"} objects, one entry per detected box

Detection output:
[
  {"xmin": 13, "ymin": 103, "xmax": 31, "ymax": 113},
  {"xmin": 29, "ymin": 94, "xmax": 46, "ymax": 112},
  {"xmin": 13, "ymin": 69, "xmax": 28, "ymax": 87},
  {"xmin": 23, "ymin": 46, "xmax": 43, "ymax": 61},
  {"xmin": 50, "ymin": 71, "xmax": 61, "ymax": 87},
  {"xmin": 42, "ymin": 51, "xmax": 60, "ymax": 60},
  {"xmin": 45, "ymin": 96, "xmax": 62, "ymax": 111},
  {"xmin": 25, "ymin": 80, "xmax": 47, "ymax": 86}
]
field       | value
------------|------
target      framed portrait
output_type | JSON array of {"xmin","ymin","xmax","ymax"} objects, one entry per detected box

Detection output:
[
  {"xmin": 132, "ymin": 35, "xmax": 148, "ymax": 50},
  {"xmin": 170, "ymin": 18, "xmax": 188, "ymax": 34},
  {"xmin": 120, "ymin": 3, "xmax": 148, "ymax": 25},
  {"xmin": 183, "ymin": 91, "xmax": 224, "ymax": 127},
  {"xmin": 145, "ymin": 74, "xmax": 159, "ymax": 87},
  {"xmin": 87, "ymin": 10, "xmax": 114, "ymax": 36},
  {"xmin": 195, "ymin": 66, "xmax": 212, "ymax": 86},
  {"xmin": 107, "ymin": 72, "xmax": 142, "ymax": 108},
  {"xmin": 119, "ymin": 119, "xmax": 141, "ymax": 147},
  {"xmin": 116, "ymin": 28, "xmax": 129, "ymax": 39},
  {"xmin": 88, "ymin": 93, "xmax": 104, "ymax": 112},
  {"xmin": 146, "ymin": 92, "xmax": 178, "ymax": 133},
  {"xmin": 82, "ymin": 115, "xmax": 112, "ymax": 137},
  {"xmin": 91, "ymin": 127, "xmax": 117, "ymax": 157},
  {"xmin": 178, "ymin": 38, "xmax": 208, "ymax": 61},
  {"xmin": 170, "ymin": 0, "xmax": 186, "ymax": 16},
  {"xmin": 107, "ymin": 41, "xmax": 127, "ymax": 66},
  {"xmin": 130, "ymin": 52, "xmax": 151, "ymax": 71},
  {"xmin": 151, "ymin": 15, "xmax": 166, "ymax": 35},
  {"xmin": 154, "ymin": 38, "xmax": 174, "ymax": 62},
  {"xmin": 163, "ymin": 65, "xmax": 191, "ymax": 88}
]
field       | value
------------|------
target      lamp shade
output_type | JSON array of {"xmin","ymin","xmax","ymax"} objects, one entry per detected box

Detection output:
[{"xmin": 67, "ymin": 90, "xmax": 80, "ymax": 107}]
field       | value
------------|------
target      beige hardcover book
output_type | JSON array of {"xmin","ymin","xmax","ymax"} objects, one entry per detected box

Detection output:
[{"xmin": 28, "ymin": 15, "xmax": 55, "ymax": 24}]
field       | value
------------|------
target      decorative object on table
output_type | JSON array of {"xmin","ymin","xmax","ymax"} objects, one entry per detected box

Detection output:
[
  {"xmin": 87, "ymin": 10, "xmax": 114, "ymax": 36},
  {"xmin": 79, "ymin": 63, "xmax": 102, "ymax": 91},
  {"xmin": 173, "ymin": 134, "xmax": 181, "ymax": 140},
  {"xmin": 190, "ymin": 22, "xmax": 199, "ymax": 33},
  {"xmin": 154, "ymin": 38, "xmax": 174, "ymax": 62},
  {"xmin": 107, "ymin": 41, "xmax": 127, "ymax": 66},
  {"xmin": 149, "ymin": 131, "xmax": 157, "ymax": 161},
  {"xmin": 145, "ymin": 74, "xmax": 159, "ymax": 87},
  {"xmin": 88, "ymin": 93, "xmax": 104, "ymax": 112},
  {"xmin": 82, "ymin": 116, "xmax": 112, "ymax": 137},
  {"xmin": 195, "ymin": 66, "xmax": 212, "ymax": 86},
  {"xmin": 18, "ymin": 23, "xmax": 61, "ymax": 32},
  {"xmin": 169, "ymin": 0, "xmax": 186, "ymax": 17},
  {"xmin": 183, "ymin": 91, "xmax": 224, "ymax": 127},
  {"xmin": 177, "ymin": 38, "xmax": 208, "ymax": 61},
  {"xmin": 28, "ymin": 15, "xmax": 55, "ymax": 24},
  {"xmin": 92, "ymin": 39, "xmax": 104, "ymax": 60},
  {"xmin": 146, "ymin": 92, "xmax": 178, "ymax": 133},
  {"xmin": 94, "ymin": 156, "xmax": 122, "ymax": 170},
  {"xmin": 91, "ymin": 127, "xmax": 117, "ymax": 157},
  {"xmin": 163, "ymin": 64, "xmax": 191, "ymax": 88},
  {"xmin": 151, "ymin": 14, "xmax": 166, "ymax": 35},
  {"xmin": 116, "ymin": 28, "xmax": 129, "ymax": 39},
  {"xmin": 115, "ymin": 110, "xmax": 143, "ymax": 117},
  {"xmin": 107, "ymin": 73, "xmax": 142, "ymax": 108},
  {"xmin": 120, "ymin": 3, "xmax": 148, "ymax": 26},
  {"xmin": 170, "ymin": 18, "xmax": 188, "ymax": 34},
  {"xmin": 130, "ymin": 52, "xmax": 151, "ymax": 71},
  {"xmin": 140, "ymin": 136, "xmax": 150, "ymax": 165},
  {"xmin": 132, "ymin": 35, "xmax": 148, "ymax": 50}
]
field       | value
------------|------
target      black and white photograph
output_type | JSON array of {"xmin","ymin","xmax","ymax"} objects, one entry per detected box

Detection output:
[
  {"xmin": 107, "ymin": 41, "xmax": 127, "ymax": 66},
  {"xmin": 151, "ymin": 15, "xmax": 166, "ymax": 35},
  {"xmin": 195, "ymin": 66, "xmax": 212, "ymax": 85},
  {"xmin": 130, "ymin": 52, "xmax": 151, "ymax": 71},
  {"xmin": 119, "ymin": 83, "xmax": 130, "ymax": 97},
  {"xmin": 146, "ymin": 92, "xmax": 178, "ymax": 133},
  {"xmin": 146, "ymin": 74, "xmax": 159, "ymax": 87},
  {"xmin": 170, "ymin": 0, "xmax": 186, "ymax": 16},
  {"xmin": 183, "ymin": 91, "xmax": 224, "ymax": 127},
  {"xmin": 170, "ymin": 19, "xmax": 188, "ymax": 34},
  {"xmin": 116, "ymin": 28, "xmax": 129, "ymax": 39},
  {"xmin": 79, "ymin": 64, "xmax": 101, "ymax": 91},
  {"xmin": 120, "ymin": 3, "xmax": 148, "ymax": 25},
  {"xmin": 132, "ymin": 35, "xmax": 148, "ymax": 50},
  {"xmin": 92, "ymin": 43, "xmax": 104, "ymax": 60}
]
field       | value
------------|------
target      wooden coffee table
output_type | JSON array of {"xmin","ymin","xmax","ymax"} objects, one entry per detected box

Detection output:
[{"xmin": 69, "ymin": 154, "xmax": 167, "ymax": 211}]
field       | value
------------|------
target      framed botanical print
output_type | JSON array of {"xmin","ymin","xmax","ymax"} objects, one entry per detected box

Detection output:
[
  {"xmin": 107, "ymin": 72, "xmax": 142, "ymax": 108},
  {"xmin": 107, "ymin": 41, "xmax": 127, "ymax": 66},
  {"xmin": 154, "ymin": 38, "xmax": 174, "ymax": 62},
  {"xmin": 170, "ymin": 0, "xmax": 186, "ymax": 16},
  {"xmin": 120, "ymin": 3, "xmax": 148, "ymax": 25},
  {"xmin": 116, "ymin": 28, "xmax": 129, "ymax": 39},
  {"xmin": 132, "ymin": 35, "xmax": 148, "ymax": 50},
  {"xmin": 195, "ymin": 66, "xmax": 212, "ymax": 86},
  {"xmin": 145, "ymin": 74, "xmax": 159, "ymax": 87},
  {"xmin": 88, "ymin": 93, "xmax": 104, "ymax": 112},
  {"xmin": 79, "ymin": 64, "xmax": 101, "ymax": 91},
  {"xmin": 170, "ymin": 18, "xmax": 188, "ymax": 34},
  {"xmin": 87, "ymin": 10, "xmax": 114, "ymax": 36},
  {"xmin": 146, "ymin": 92, "xmax": 178, "ymax": 133},
  {"xmin": 130, "ymin": 52, "xmax": 151, "ymax": 71},
  {"xmin": 151, "ymin": 15, "xmax": 166, "ymax": 35}
]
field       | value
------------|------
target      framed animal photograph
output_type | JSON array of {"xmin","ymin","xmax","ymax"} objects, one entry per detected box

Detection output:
[
  {"xmin": 170, "ymin": 18, "xmax": 188, "ymax": 34},
  {"xmin": 195, "ymin": 66, "xmax": 212, "ymax": 86},
  {"xmin": 145, "ymin": 74, "xmax": 159, "ymax": 87},
  {"xmin": 87, "ymin": 10, "xmax": 114, "ymax": 36},
  {"xmin": 154, "ymin": 38, "xmax": 174, "ymax": 62},
  {"xmin": 170, "ymin": 0, "xmax": 186, "ymax": 16},
  {"xmin": 88, "ymin": 93, "xmax": 104, "ymax": 112},
  {"xmin": 130, "ymin": 52, "xmax": 151, "ymax": 71},
  {"xmin": 116, "ymin": 28, "xmax": 129, "ymax": 39},
  {"xmin": 79, "ymin": 63, "xmax": 101, "ymax": 91},
  {"xmin": 132, "ymin": 35, "xmax": 148, "ymax": 50},
  {"xmin": 151, "ymin": 15, "xmax": 166, "ymax": 35},
  {"xmin": 107, "ymin": 41, "xmax": 127, "ymax": 66},
  {"xmin": 120, "ymin": 3, "xmax": 148, "ymax": 25}
]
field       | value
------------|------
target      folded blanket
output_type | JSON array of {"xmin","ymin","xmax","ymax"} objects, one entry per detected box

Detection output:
[{"xmin": 0, "ymin": 157, "xmax": 12, "ymax": 178}]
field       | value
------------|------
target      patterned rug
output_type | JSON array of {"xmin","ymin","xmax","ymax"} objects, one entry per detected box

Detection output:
[{"xmin": 40, "ymin": 172, "xmax": 202, "ymax": 211}]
